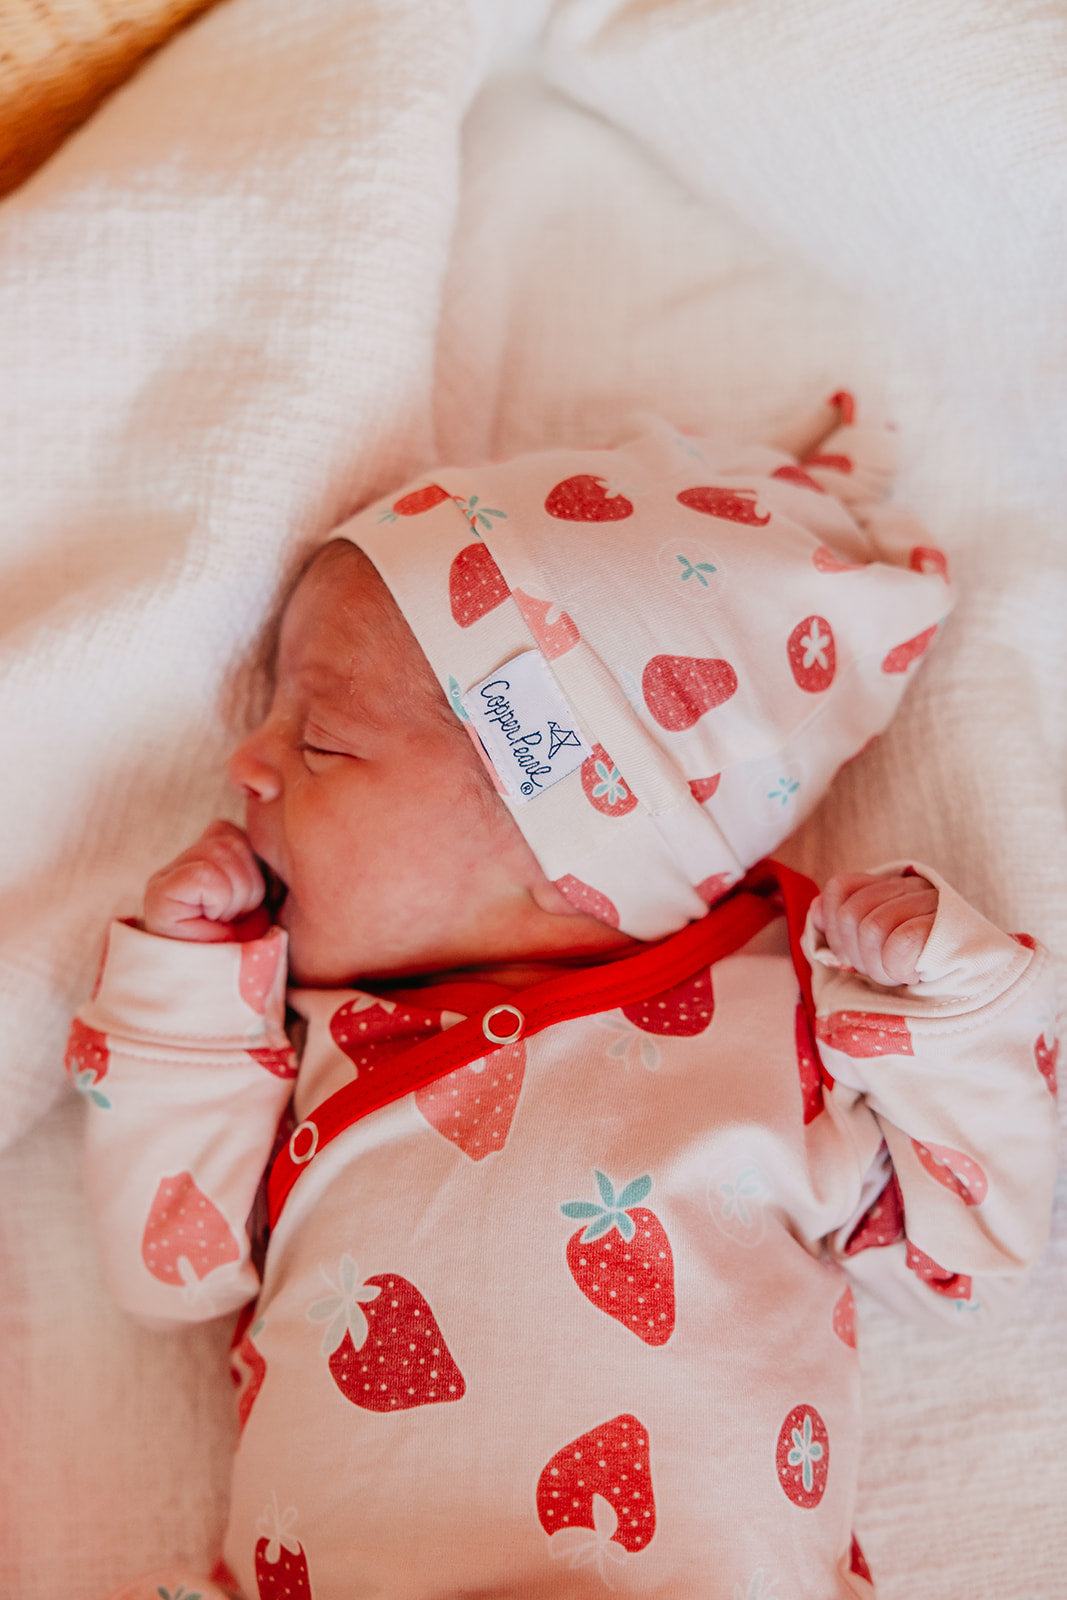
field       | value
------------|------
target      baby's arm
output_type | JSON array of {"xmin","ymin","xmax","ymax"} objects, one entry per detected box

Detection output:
[
  {"xmin": 70, "ymin": 824, "xmax": 295, "ymax": 1329},
  {"xmin": 807, "ymin": 867, "xmax": 1059, "ymax": 1324}
]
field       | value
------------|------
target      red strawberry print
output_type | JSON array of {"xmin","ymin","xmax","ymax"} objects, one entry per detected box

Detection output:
[
  {"xmin": 832, "ymin": 1285, "xmax": 857, "ymax": 1348},
  {"xmin": 448, "ymin": 542, "xmax": 510, "ymax": 627},
  {"xmin": 393, "ymin": 483, "xmax": 451, "ymax": 516},
  {"xmin": 881, "ymin": 624, "xmax": 938, "ymax": 674},
  {"xmin": 696, "ymin": 871, "xmax": 737, "ymax": 905},
  {"xmin": 787, "ymin": 615, "xmax": 836, "ymax": 693},
  {"xmin": 330, "ymin": 996, "xmax": 443, "ymax": 1075},
  {"xmin": 772, "ymin": 463, "xmax": 826, "ymax": 493},
  {"xmin": 812, "ymin": 544, "xmax": 862, "ymax": 573},
  {"xmin": 255, "ymin": 1499, "xmax": 313, "ymax": 1600},
  {"xmin": 239, "ymin": 934, "xmax": 284, "ymax": 1015},
  {"xmin": 545, "ymin": 474, "xmax": 634, "ymax": 521},
  {"xmin": 677, "ymin": 485, "xmax": 770, "ymax": 525},
  {"xmin": 248, "ymin": 1044, "xmax": 298, "ymax": 1079},
  {"xmin": 580, "ymin": 744, "xmax": 638, "ymax": 818},
  {"xmin": 776, "ymin": 1404, "xmax": 829, "ymax": 1508},
  {"xmin": 621, "ymin": 967, "xmax": 713, "ymax": 1037},
  {"xmin": 909, "ymin": 545, "xmax": 950, "ymax": 581},
  {"xmin": 687, "ymin": 773, "xmax": 720, "ymax": 802},
  {"xmin": 537, "ymin": 1414, "xmax": 655, "ymax": 1553},
  {"xmin": 804, "ymin": 452, "xmax": 852, "ymax": 473},
  {"xmin": 312, "ymin": 1258, "xmax": 465, "ymax": 1411},
  {"xmin": 1035, "ymin": 1033, "xmax": 1059, "ymax": 1095},
  {"xmin": 642, "ymin": 653, "xmax": 738, "ymax": 731},
  {"xmin": 561, "ymin": 1171, "xmax": 675, "ymax": 1345},
  {"xmin": 65, "ymin": 1017, "xmax": 110, "ymax": 1106},
  {"xmin": 828, "ymin": 390, "xmax": 856, "ymax": 424},
  {"xmin": 795, "ymin": 1000, "xmax": 824, "ymax": 1125},
  {"xmin": 905, "ymin": 1240, "xmax": 972, "ymax": 1300},
  {"xmin": 553, "ymin": 875, "xmax": 620, "ymax": 928},
  {"xmin": 415, "ymin": 1039, "xmax": 526, "ymax": 1159},
  {"xmin": 843, "ymin": 1173, "xmax": 905, "ymax": 1256},
  {"xmin": 912, "ymin": 1140, "xmax": 988, "ymax": 1206},
  {"xmin": 230, "ymin": 1313, "xmax": 267, "ymax": 1433},
  {"xmin": 1012, "ymin": 931, "xmax": 1037, "ymax": 950},
  {"xmin": 141, "ymin": 1172, "xmax": 241, "ymax": 1286},
  {"xmin": 512, "ymin": 588, "xmax": 580, "ymax": 659},
  {"xmin": 850, "ymin": 1535, "xmax": 874, "ymax": 1585},
  {"xmin": 816, "ymin": 1011, "xmax": 914, "ymax": 1058}
]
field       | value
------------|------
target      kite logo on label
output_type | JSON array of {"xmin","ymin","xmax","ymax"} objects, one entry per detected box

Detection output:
[{"xmin": 461, "ymin": 650, "xmax": 591, "ymax": 802}]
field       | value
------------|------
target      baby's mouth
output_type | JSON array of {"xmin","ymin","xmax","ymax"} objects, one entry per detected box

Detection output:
[{"xmin": 259, "ymin": 860, "xmax": 289, "ymax": 919}]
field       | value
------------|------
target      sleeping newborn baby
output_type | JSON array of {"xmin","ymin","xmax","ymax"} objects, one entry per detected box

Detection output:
[{"xmin": 73, "ymin": 396, "xmax": 1059, "ymax": 1600}]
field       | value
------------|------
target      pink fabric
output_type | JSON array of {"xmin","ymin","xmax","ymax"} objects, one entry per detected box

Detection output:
[{"xmin": 348, "ymin": 400, "xmax": 953, "ymax": 936}]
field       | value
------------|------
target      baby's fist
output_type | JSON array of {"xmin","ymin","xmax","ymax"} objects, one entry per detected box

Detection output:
[
  {"xmin": 143, "ymin": 820, "xmax": 266, "ymax": 942},
  {"xmin": 811, "ymin": 869, "xmax": 938, "ymax": 987}
]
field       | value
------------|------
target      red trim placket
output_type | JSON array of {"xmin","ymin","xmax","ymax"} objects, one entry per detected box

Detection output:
[{"xmin": 267, "ymin": 859, "xmax": 819, "ymax": 1227}]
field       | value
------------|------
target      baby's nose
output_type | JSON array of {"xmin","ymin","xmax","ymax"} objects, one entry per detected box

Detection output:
[{"xmin": 227, "ymin": 734, "xmax": 281, "ymax": 802}]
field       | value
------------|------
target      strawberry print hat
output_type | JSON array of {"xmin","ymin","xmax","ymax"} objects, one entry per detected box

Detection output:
[{"xmin": 344, "ymin": 396, "xmax": 953, "ymax": 939}]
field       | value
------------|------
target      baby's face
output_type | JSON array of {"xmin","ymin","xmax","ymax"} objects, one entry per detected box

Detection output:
[{"xmin": 228, "ymin": 542, "xmax": 560, "ymax": 986}]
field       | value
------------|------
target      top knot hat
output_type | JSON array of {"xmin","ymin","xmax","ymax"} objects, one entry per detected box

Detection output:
[{"xmin": 342, "ymin": 394, "xmax": 953, "ymax": 939}]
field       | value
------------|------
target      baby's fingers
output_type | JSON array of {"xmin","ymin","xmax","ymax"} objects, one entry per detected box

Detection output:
[{"xmin": 816, "ymin": 871, "xmax": 937, "ymax": 986}]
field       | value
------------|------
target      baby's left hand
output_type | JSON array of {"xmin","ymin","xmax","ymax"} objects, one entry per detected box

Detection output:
[{"xmin": 811, "ymin": 870, "xmax": 938, "ymax": 987}]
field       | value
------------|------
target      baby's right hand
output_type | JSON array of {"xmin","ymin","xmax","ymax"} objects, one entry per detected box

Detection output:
[{"xmin": 143, "ymin": 820, "xmax": 267, "ymax": 942}]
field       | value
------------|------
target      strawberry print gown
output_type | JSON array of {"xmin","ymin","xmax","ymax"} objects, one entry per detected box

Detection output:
[{"xmin": 75, "ymin": 866, "xmax": 1059, "ymax": 1600}]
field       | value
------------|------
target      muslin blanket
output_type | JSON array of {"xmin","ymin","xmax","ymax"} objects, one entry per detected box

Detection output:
[{"xmin": 0, "ymin": 2, "xmax": 1064, "ymax": 1597}]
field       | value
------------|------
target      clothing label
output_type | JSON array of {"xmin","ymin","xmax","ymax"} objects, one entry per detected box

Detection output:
[{"xmin": 461, "ymin": 650, "xmax": 591, "ymax": 803}]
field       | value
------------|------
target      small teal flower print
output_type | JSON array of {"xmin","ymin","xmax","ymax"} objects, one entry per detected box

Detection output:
[
  {"xmin": 767, "ymin": 777, "xmax": 800, "ymax": 806},
  {"xmin": 591, "ymin": 759, "xmax": 628, "ymax": 805},
  {"xmin": 787, "ymin": 1413, "xmax": 825, "ymax": 1493},
  {"xmin": 676, "ymin": 553, "xmax": 717, "ymax": 586},
  {"xmin": 71, "ymin": 1068, "xmax": 110, "ymax": 1109},
  {"xmin": 560, "ymin": 1171, "xmax": 652, "ymax": 1242},
  {"xmin": 455, "ymin": 494, "xmax": 506, "ymax": 534},
  {"xmin": 447, "ymin": 676, "xmax": 470, "ymax": 722}
]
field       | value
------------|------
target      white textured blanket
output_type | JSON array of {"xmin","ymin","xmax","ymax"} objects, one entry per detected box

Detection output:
[{"xmin": 0, "ymin": 1, "xmax": 1064, "ymax": 1596}]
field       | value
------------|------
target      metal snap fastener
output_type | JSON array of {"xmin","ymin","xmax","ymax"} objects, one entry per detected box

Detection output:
[
  {"xmin": 288, "ymin": 1120, "xmax": 319, "ymax": 1165},
  {"xmin": 481, "ymin": 1003, "xmax": 525, "ymax": 1045}
]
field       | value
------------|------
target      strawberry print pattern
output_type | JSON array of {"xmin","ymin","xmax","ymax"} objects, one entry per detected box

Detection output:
[
  {"xmin": 512, "ymin": 588, "xmax": 580, "ymax": 660},
  {"xmin": 772, "ymin": 463, "xmax": 826, "ymax": 493},
  {"xmin": 621, "ymin": 966, "xmax": 714, "ymax": 1037},
  {"xmin": 795, "ymin": 1000, "xmax": 824, "ymax": 1125},
  {"xmin": 881, "ymin": 624, "xmax": 938, "ymax": 674},
  {"xmin": 707, "ymin": 1155, "xmax": 770, "ymax": 1248},
  {"xmin": 255, "ymin": 1498, "xmax": 313, "ymax": 1600},
  {"xmin": 545, "ymin": 474, "xmax": 634, "ymax": 521},
  {"xmin": 414, "ymin": 1039, "xmax": 526, "ymax": 1159},
  {"xmin": 381, "ymin": 483, "xmax": 452, "ymax": 519},
  {"xmin": 553, "ymin": 875, "xmax": 620, "ymax": 928},
  {"xmin": 561, "ymin": 1171, "xmax": 675, "ymax": 1345},
  {"xmin": 909, "ymin": 546, "xmax": 950, "ymax": 581},
  {"xmin": 642, "ymin": 653, "xmax": 738, "ymax": 731},
  {"xmin": 816, "ymin": 1011, "xmax": 914, "ymax": 1058},
  {"xmin": 449, "ymin": 542, "xmax": 510, "ymax": 627},
  {"xmin": 330, "ymin": 996, "xmax": 442, "ymax": 1075},
  {"xmin": 537, "ymin": 1414, "xmax": 655, "ymax": 1553},
  {"xmin": 912, "ymin": 1140, "xmax": 988, "ymax": 1206},
  {"xmin": 239, "ymin": 936, "xmax": 284, "ymax": 1016},
  {"xmin": 832, "ymin": 1285, "xmax": 857, "ymax": 1348},
  {"xmin": 247, "ymin": 1044, "xmax": 298, "ymax": 1079},
  {"xmin": 696, "ymin": 871, "xmax": 738, "ymax": 906},
  {"xmin": 905, "ymin": 1241, "xmax": 972, "ymax": 1301},
  {"xmin": 677, "ymin": 485, "xmax": 770, "ymax": 525},
  {"xmin": 787, "ymin": 615, "xmax": 835, "ymax": 693},
  {"xmin": 141, "ymin": 1172, "xmax": 240, "ymax": 1287},
  {"xmin": 580, "ymin": 744, "xmax": 638, "ymax": 818},
  {"xmin": 65, "ymin": 1017, "xmax": 110, "ymax": 1108},
  {"xmin": 687, "ymin": 773, "xmax": 720, "ymax": 803},
  {"xmin": 309, "ymin": 1256, "xmax": 465, "ymax": 1411},
  {"xmin": 850, "ymin": 1535, "xmax": 874, "ymax": 1585},
  {"xmin": 1035, "ymin": 1033, "xmax": 1059, "ymax": 1095},
  {"xmin": 230, "ymin": 1313, "xmax": 267, "ymax": 1434},
  {"xmin": 776, "ymin": 1404, "xmax": 829, "ymax": 1508},
  {"xmin": 843, "ymin": 1173, "xmax": 905, "ymax": 1256}
]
